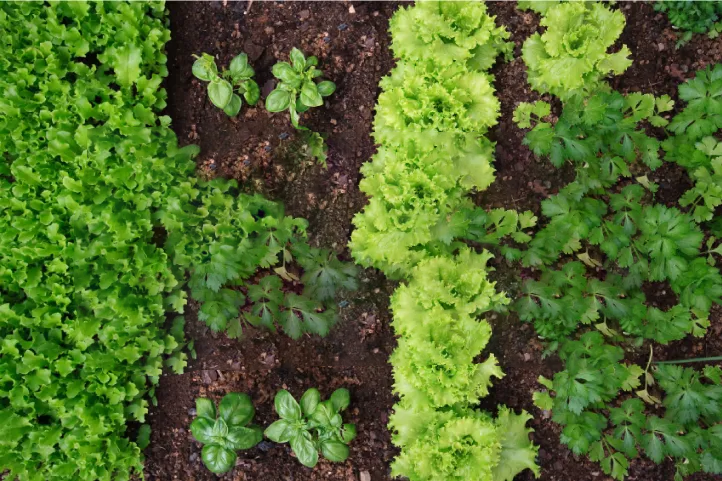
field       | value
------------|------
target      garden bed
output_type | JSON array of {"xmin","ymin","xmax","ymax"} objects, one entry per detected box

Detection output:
[{"xmin": 143, "ymin": 2, "xmax": 722, "ymax": 481}]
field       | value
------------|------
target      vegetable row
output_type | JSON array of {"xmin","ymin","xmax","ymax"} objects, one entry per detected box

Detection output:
[
  {"xmin": 0, "ymin": 2, "xmax": 352, "ymax": 479},
  {"xmin": 513, "ymin": 2, "xmax": 722, "ymax": 479},
  {"xmin": 351, "ymin": 3, "xmax": 539, "ymax": 480}
]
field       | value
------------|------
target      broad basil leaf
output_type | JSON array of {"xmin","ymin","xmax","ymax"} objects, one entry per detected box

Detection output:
[
  {"xmin": 264, "ymin": 419, "xmax": 295, "ymax": 443},
  {"xmin": 341, "ymin": 423, "xmax": 357, "ymax": 443},
  {"xmin": 196, "ymin": 398, "xmax": 216, "ymax": 420},
  {"xmin": 291, "ymin": 432, "xmax": 318, "ymax": 468},
  {"xmin": 223, "ymin": 94, "xmax": 242, "ymax": 116},
  {"xmin": 190, "ymin": 417, "xmax": 216, "ymax": 445},
  {"xmin": 272, "ymin": 62, "xmax": 302, "ymax": 88},
  {"xmin": 300, "ymin": 388, "xmax": 321, "ymax": 416},
  {"xmin": 300, "ymin": 81, "xmax": 323, "ymax": 108},
  {"xmin": 227, "ymin": 425, "xmax": 262, "ymax": 450},
  {"xmin": 275, "ymin": 389, "xmax": 302, "ymax": 420},
  {"xmin": 208, "ymin": 79, "xmax": 233, "ymax": 108},
  {"xmin": 321, "ymin": 440, "xmax": 349, "ymax": 462},
  {"xmin": 219, "ymin": 393, "xmax": 255, "ymax": 427},
  {"xmin": 201, "ymin": 444, "xmax": 237, "ymax": 474},
  {"xmin": 317, "ymin": 80, "xmax": 336, "ymax": 97},
  {"xmin": 329, "ymin": 388, "xmax": 350, "ymax": 412},
  {"xmin": 192, "ymin": 55, "xmax": 216, "ymax": 81},
  {"xmin": 265, "ymin": 89, "xmax": 291, "ymax": 113},
  {"xmin": 229, "ymin": 53, "xmax": 250, "ymax": 79},
  {"xmin": 244, "ymin": 80, "xmax": 260, "ymax": 106},
  {"xmin": 290, "ymin": 47, "xmax": 306, "ymax": 71}
]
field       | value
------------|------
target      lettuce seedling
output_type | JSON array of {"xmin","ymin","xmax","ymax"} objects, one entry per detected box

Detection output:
[
  {"xmin": 264, "ymin": 388, "xmax": 356, "ymax": 468},
  {"xmin": 265, "ymin": 48, "xmax": 336, "ymax": 129},
  {"xmin": 190, "ymin": 393, "xmax": 262, "ymax": 474},
  {"xmin": 192, "ymin": 52, "xmax": 260, "ymax": 116}
]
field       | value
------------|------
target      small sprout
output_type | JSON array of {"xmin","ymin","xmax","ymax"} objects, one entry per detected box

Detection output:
[
  {"xmin": 192, "ymin": 52, "xmax": 260, "ymax": 116},
  {"xmin": 265, "ymin": 48, "xmax": 336, "ymax": 165},
  {"xmin": 264, "ymin": 388, "xmax": 356, "ymax": 468},
  {"xmin": 190, "ymin": 394, "xmax": 262, "ymax": 474}
]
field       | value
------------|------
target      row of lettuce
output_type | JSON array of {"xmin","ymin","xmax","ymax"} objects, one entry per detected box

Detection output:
[
  {"xmin": 350, "ymin": 3, "xmax": 539, "ymax": 481},
  {"xmin": 0, "ymin": 1, "xmax": 354, "ymax": 479},
  {"xmin": 513, "ymin": 1, "xmax": 722, "ymax": 480}
]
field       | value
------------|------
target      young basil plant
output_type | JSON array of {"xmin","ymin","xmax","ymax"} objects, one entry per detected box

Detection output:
[
  {"xmin": 264, "ymin": 388, "xmax": 356, "ymax": 468},
  {"xmin": 190, "ymin": 393, "xmax": 262, "ymax": 474},
  {"xmin": 265, "ymin": 48, "xmax": 336, "ymax": 129},
  {"xmin": 192, "ymin": 52, "xmax": 260, "ymax": 116}
]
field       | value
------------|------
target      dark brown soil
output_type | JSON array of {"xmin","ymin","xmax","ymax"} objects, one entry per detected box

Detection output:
[{"xmin": 144, "ymin": 2, "xmax": 722, "ymax": 481}]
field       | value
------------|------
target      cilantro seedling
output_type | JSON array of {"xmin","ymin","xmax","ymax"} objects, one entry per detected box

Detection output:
[
  {"xmin": 192, "ymin": 52, "xmax": 260, "ymax": 116},
  {"xmin": 264, "ymin": 388, "xmax": 356, "ymax": 468}
]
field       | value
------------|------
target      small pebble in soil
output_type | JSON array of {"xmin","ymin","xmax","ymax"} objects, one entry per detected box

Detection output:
[
  {"xmin": 257, "ymin": 440, "xmax": 274, "ymax": 452},
  {"xmin": 264, "ymin": 145, "xmax": 272, "ymax": 152},
  {"xmin": 188, "ymin": 407, "xmax": 197, "ymax": 416},
  {"xmin": 338, "ymin": 23, "xmax": 348, "ymax": 31},
  {"xmin": 338, "ymin": 300, "xmax": 349, "ymax": 308},
  {"xmin": 189, "ymin": 452, "xmax": 198, "ymax": 463},
  {"xmin": 323, "ymin": 36, "xmax": 331, "ymax": 44},
  {"xmin": 279, "ymin": 132, "xmax": 289, "ymax": 140},
  {"xmin": 243, "ymin": 159, "xmax": 250, "ymax": 166}
]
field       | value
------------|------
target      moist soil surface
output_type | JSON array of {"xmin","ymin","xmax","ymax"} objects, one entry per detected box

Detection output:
[{"xmin": 144, "ymin": 2, "xmax": 722, "ymax": 481}]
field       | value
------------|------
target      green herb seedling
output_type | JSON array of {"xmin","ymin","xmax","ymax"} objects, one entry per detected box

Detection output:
[
  {"xmin": 190, "ymin": 393, "xmax": 262, "ymax": 474},
  {"xmin": 264, "ymin": 388, "xmax": 356, "ymax": 468},
  {"xmin": 192, "ymin": 52, "xmax": 260, "ymax": 116},
  {"xmin": 265, "ymin": 48, "xmax": 336, "ymax": 129}
]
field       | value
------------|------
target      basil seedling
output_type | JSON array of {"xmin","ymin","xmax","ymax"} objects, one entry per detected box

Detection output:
[
  {"xmin": 264, "ymin": 388, "xmax": 356, "ymax": 468},
  {"xmin": 265, "ymin": 48, "xmax": 336, "ymax": 129},
  {"xmin": 192, "ymin": 52, "xmax": 260, "ymax": 116},
  {"xmin": 190, "ymin": 393, "xmax": 262, "ymax": 474}
]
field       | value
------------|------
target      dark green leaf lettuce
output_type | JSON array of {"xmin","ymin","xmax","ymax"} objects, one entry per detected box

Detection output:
[
  {"xmin": 0, "ymin": 2, "xmax": 184, "ymax": 479},
  {"xmin": 0, "ymin": 1, "xmax": 353, "ymax": 479}
]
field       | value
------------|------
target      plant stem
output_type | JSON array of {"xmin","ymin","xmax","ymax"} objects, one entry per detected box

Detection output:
[{"xmin": 655, "ymin": 355, "xmax": 722, "ymax": 365}]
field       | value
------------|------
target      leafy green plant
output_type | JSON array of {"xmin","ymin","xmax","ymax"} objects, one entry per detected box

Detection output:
[
  {"xmin": 265, "ymin": 48, "xmax": 335, "ymax": 165},
  {"xmin": 514, "ymin": 63, "xmax": 722, "ymax": 479},
  {"xmin": 535, "ymin": 341, "xmax": 722, "ymax": 480},
  {"xmin": 655, "ymin": 0, "xmax": 722, "ymax": 45},
  {"xmin": 192, "ymin": 52, "xmax": 260, "ymax": 116},
  {"xmin": 0, "ymin": 3, "xmax": 188, "ymax": 478},
  {"xmin": 516, "ymin": 92, "xmax": 673, "ymax": 186},
  {"xmin": 663, "ymin": 64, "xmax": 722, "ymax": 223},
  {"xmin": 0, "ymin": 2, "xmax": 355, "ymax": 479},
  {"xmin": 351, "ymin": 3, "xmax": 540, "ymax": 480},
  {"xmin": 266, "ymin": 48, "xmax": 336, "ymax": 128},
  {"xmin": 264, "ymin": 388, "xmax": 356, "ymax": 468},
  {"xmin": 169, "ymin": 189, "xmax": 358, "ymax": 340},
  {"xmin": 190, "ymin": 394, "xmax": 262, "ymax": 474},
  {"xmin": 519, "ymin": 1, "xmax": 632, "ymax": 99}
]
